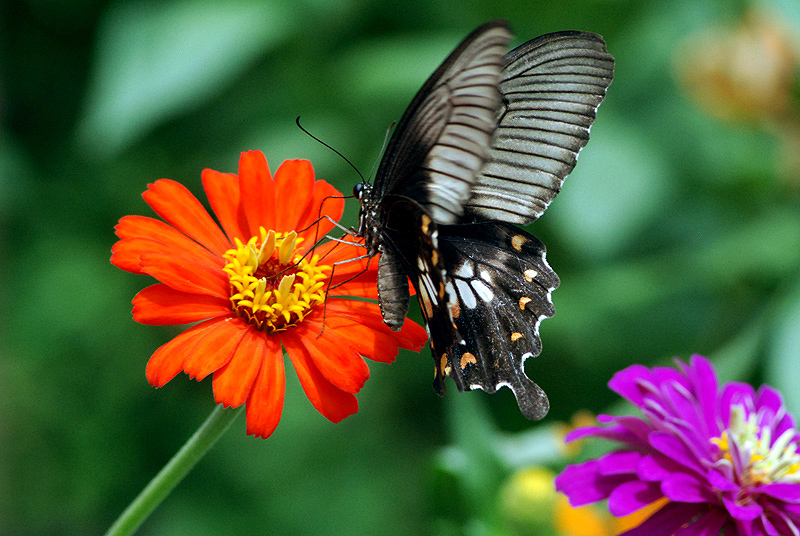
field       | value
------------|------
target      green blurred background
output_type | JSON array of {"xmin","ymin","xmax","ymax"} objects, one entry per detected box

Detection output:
[{"xmin": 3, "ymin": 0, "xmax": 800, "ymax": 534}]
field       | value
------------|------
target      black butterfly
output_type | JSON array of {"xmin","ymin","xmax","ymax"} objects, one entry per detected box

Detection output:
[{"xmin": 354, "ymin": 20, "xmax": 613, "ymax": 420}]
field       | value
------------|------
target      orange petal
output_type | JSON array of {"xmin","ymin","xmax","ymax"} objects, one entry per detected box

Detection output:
[
  {"xmin": 315, "ymin": 233, "xmax": 366, "ymax": 262},
  {"xmin": 331, "ymin": 278, "xmax": 379, "ymax": 300},
  {"xmin": 393, "ymin": 316, "xmax": 429, "ymax": 351},
  {"xmin": 318, "ymin": 244, "xmax": 417, "ymax": 297},
  {"xmin": 183, "ymin": 317, "xmax": 251, "ymax": 381},
  {"xmin": 325, "ymin": 299, "xmax": 428, "ymax": 352},
  {"xmin": 140, "ymin": 252, "xmax": 229, "ymax": 298},
  {"xmin": 113, "ymin": 236, "xmax": 225, "ymax": 283},
  {"xmin": 295, "ymin": 179, "xmax": 344, "ymax": 245},
  {"xmin": 273, "ymin": 160, "xmax": 315, "ymax": 232},
  {"xmin": 308, "ymin": 301, "xmax": 426, "ymax": 362},
  {"xmin": 245, "ymin": 338, "xmax": 286, "ymax": 438},
  {"xmin": 111, "ymin": 239, "xmax": 149, "ymax": 275},
  {"xmin": 306, "ymin": 315, "xmax": 400, "ymax": 365},
  {"xmin": 288, "ymin": 323, "xmax": 370, "ymax": 393},
  {"xmin": 142, "ymin": 179, "xmax": 231, "ymax": 256},
  {"xmin": 310, "ymin": 238, "xmax": 378, "ymax": 299},
  {"xmin": 213, "ymin": 328, "xmax": 279, "ymax": 408},
  {"xmin": 132, "ymin": 284, "xmax": 231, "ymax": 325},
  {"xmin": 202, "ymin": 168, "xmax": 247, "ymax": 244},
  {"xmin": 237, "ymin": 151, "xmax": 275, "ymax": 238},
  {"xmin": 329, "ymin": 263, "xmax": 379, "ymax": 300},
  {"xmin": 112, "ymin": 215, "xmax": 222, "ymax": 275},
  {"xmin": 281, "ymin": 330, "xmax": 358, "ymax": 423},
  {"xmin": 146, "ymin": 317, "xmax": 230, "ymax": 387},
  {"xmin": 311, "ymin": 180, "xmax": 344, "ymax": 231}
]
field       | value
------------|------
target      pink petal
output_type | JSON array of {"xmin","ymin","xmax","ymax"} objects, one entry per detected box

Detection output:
[
  {"xmin": 608, "ymin": 479, "xmax": 663, "ymax": 516},
  {"xmin": 759, "ymin": 483, "xmax": 800, "ymax": 502},
  {"xmin": 684, "ymin": 355, "xmax": 721, "ymax": 438},
  {"xmin": 620, "ymin": 502, "xmax": 705, "ymax": 536},
  {"xmin": 598, "ymin": 450, "xmax": 643, "ymax": 476},
  {"xmin": 723, "ymin": 495, "xmax": 763, "ymax": 521},
  {"xmin": 649, "ymin": 431, "xmax": 705, "ymax": 474},
  {"xmin": 555, "ymin": 460, "xmax": 631, "ymax": 506},
  {"xmin": 675, "ymin": 509, "xmax": 728, "ymax": 536},
  {"xmin": 608, "ymin": 364, "xmax": 652, "ymax": 405},
  {"xmin": 661, "ymin": 472, "xmax": 714, "ymax": 503},
  {"xmin": 706, "ymin": 466, "xmax": 738, "ymax": 493},
  {"xmin": 637, "ymin": 453, "xmax": 681, "ymax": 482}
]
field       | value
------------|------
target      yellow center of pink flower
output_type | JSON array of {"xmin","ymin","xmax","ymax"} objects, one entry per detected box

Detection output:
[
  {"xmin": 711, "ymin": 404, "xmax": 800, "ymax": 486},
  {"xmin": 222, "ymin": 228, "xmax": 330, "ymax": 333}
]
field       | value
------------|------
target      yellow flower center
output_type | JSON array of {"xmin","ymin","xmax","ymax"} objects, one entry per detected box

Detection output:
[
  {"xmin": 710, "ymin": 404, "xmax": 800, "ymax": 486},
  {"xmin": 222, "ymin": 228, "xmax": 330, "ymax": 333}
]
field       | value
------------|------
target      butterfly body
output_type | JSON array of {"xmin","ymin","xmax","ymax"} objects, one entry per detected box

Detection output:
[{"xmin": 354, "ymin": 20, "xmax": 613, "ymax": 420}]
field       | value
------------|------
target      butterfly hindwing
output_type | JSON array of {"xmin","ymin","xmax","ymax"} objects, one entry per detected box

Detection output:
[
  {"xmin": 376, "ymin": 195, "xmax": 452, "ymax": 338},
  {"xmin": 434, "ymin": 222, "xmax": 558, "ymax": 420},
  {"xmin": 377, "ymin": 195, "xmax": 558, "ymax": 420}
]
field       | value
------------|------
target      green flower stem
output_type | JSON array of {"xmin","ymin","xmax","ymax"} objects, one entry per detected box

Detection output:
[{"xmin": 104, "ymin": 404, "xmax": 244, "ymax": 536}]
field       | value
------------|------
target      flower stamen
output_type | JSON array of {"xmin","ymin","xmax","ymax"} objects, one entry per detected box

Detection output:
[
  {"xmin": 222, "ymin": 228, "xmax": 330, "ymax": 333},
  {"xmin": 711, "ymin": 404, "xmax": 800, "ymax": 485}
]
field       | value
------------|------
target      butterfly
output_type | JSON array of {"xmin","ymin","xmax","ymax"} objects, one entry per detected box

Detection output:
[{"xmin": 353, "ymin": 20, "xmax": 613, "ymax": 420}]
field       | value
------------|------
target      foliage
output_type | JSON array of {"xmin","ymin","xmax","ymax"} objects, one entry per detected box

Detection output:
[{"xmin": 2, "ymin": 0, "xmax": 800, "ymax": 534}]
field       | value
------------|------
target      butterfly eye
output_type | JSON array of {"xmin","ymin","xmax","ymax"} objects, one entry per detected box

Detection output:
[{"xmin": 353, "ymin": 182, "xmax": 364, "ymax": 199}]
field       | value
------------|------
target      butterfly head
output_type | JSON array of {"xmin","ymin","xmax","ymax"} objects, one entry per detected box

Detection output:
[
  {"xmin": 352, "ymin": 181, "xmax": 369, "ymax": 201},
  {"xmin": 353, "ymin": 182, "xmax": 382, "ymax": 255}
]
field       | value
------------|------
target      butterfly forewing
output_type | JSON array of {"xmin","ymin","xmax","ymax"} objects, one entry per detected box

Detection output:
[
  {"xmin": 465, "ymin": 31, "xmax": 614, "ymax": 224},
  {"xmin": 371, "ymin": 21, "xmax": 513, "ymax": 225}
]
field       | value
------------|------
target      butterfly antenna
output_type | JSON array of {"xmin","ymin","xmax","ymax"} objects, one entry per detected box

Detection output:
[
  {"xmin": 367, "ymin": 121, "xmax": 396, "ymax": 182},
  {"xmin": 296, "ymin": 116, "xmax": 365, "ymax": 183}
]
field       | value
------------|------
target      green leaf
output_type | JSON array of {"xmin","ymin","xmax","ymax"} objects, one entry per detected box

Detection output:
[
  {"xmin": 765, "ymin": 276, "xmax": 800, "ymax": 416},
  {"xmin": 74, "ymin": 0, "xmax": 294, "ymax": 159},
  {"xmin": 547, "ymin": 117, "xmax": 673, "ymax": 260}
]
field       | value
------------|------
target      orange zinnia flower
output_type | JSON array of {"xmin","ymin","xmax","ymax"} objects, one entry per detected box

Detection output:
[{"xmin": 112, "ymin": 150, "xmax": 427, "ymax": 438}]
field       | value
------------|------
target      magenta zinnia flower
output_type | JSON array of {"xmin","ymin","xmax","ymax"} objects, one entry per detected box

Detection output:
[{"xmin": 555, "ymin": 355, "xmax": 800, "ymax": 535}]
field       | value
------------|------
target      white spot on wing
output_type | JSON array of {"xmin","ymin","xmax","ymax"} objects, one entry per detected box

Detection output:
[
  {"xmin": 455, "ymin": 280, "xmax": 477, "ymax": 309},
  {"xmin": 454, "ymin": 261, "xmax": 473, "ymax": 278},
  {"xmin": 470, "ymin": 279, "xmax": 494, "ymax": 302},
  {"xmin": 418, "ymin": 274, "xmax": 438, "ymax": 305},
  {"xmin": 445, "ymin": 281, "xmax": 457, "ymax": 301}
]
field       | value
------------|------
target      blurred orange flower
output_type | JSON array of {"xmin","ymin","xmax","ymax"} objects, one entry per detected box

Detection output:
[
  {"xmin": 675, "ymin": 10, "xmax": 798, "ymax": 123},
  {"xmin": 112, "ymin": 150, "xmax": 427, "ymax": 438}
]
